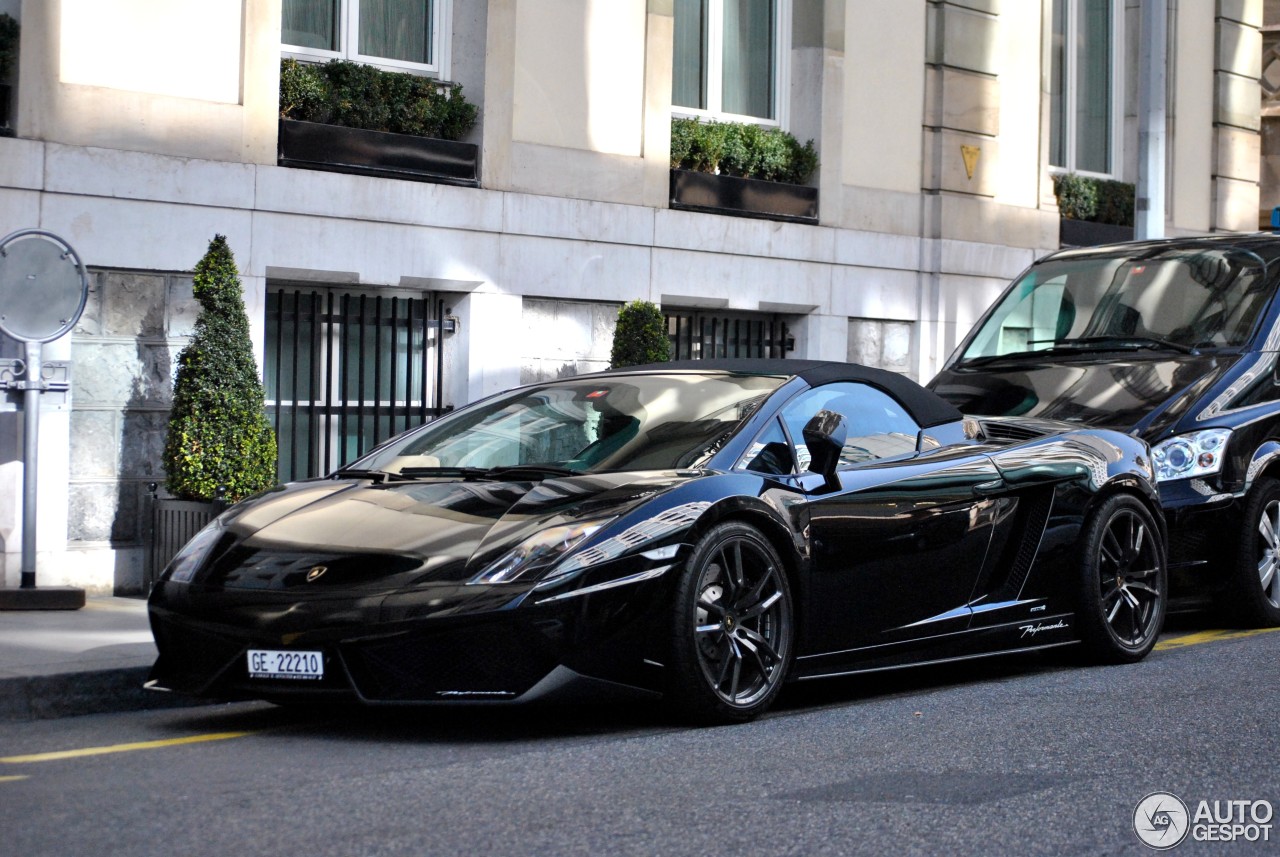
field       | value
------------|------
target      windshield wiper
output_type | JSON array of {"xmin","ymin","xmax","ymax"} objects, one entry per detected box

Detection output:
[
  {"xmin": 1051, "ymin": 335, "xmax": 1199, "ymax": 355},
  {"xmin": 959, "ymin": 335, "xmax": 1198, "ymax": 366},
  {"xmin": 397, "ymin": 466, "xmax": 491, "ymax": 479},
  {"xmin": 479, "ymin": 464, "xmax": 582, "ymax": 480},
  {"xmin": 330, "ymin": 467, "xmax": 396, "ymax": 483},
  {"xmin": 394, "ymin": 464, "xmax": 582, "ymax": 481}
]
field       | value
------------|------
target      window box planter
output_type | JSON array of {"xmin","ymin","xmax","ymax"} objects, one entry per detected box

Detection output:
[
  {"xmin": 278, "ymin": 118, "xmax": 479, "ymax": 187},
  {"xmin": 669, "ymin": 169, "xmax": 818, "ymax": 225},
  {"xmin": 1059, "ymin": 218, "xmax": 1134, "ymax": 248}
]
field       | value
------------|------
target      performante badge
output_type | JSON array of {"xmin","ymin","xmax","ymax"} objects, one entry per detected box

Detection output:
[{"xmin": 306, "ymin": 566, "xmax": 328, "ymax": 583}]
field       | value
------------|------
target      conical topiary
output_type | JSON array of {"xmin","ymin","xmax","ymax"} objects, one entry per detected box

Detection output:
[
  {"xmin": 610, "ymin": 300, "xmax": 671, "ymax": 368},
  {"xmin": 163, "ymin": 235, "xmax": 277, "ymax": 502}
]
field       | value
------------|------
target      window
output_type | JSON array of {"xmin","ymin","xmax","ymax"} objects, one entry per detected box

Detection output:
[
  {"xmin": 672, "ymin": 0, "xmax": 789, "ymax": 124},
  {"xmin": 778, "ymin": 383, "xmax": 921, "ymax": 470},
  {"xmin": 282, "ymin": 0, "xmax": 450, "ymax": 77},
  {"xmin": 1049, "ymin": 0, "xmax": 1118, "ymax": 175}
]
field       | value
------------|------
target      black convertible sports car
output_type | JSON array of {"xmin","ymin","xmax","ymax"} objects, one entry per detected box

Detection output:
[{"xmin": 148, "ymin": 360, "xmax": 1166, "ymax": 723}]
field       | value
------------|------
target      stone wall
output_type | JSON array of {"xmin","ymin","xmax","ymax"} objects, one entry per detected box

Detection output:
[
  {"xmin": 68, "ymin": 268, "xmax": 192, "ymax": 593},
  {"xmin": 848, "ymin": 318, "xmax": 914, "ymax": 376},
  {"xmin": 520, "ymin": 298, "xmax": 621, "ymax": 384}
]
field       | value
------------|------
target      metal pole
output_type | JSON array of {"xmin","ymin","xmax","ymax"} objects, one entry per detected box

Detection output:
[
  {"xmin": 1135, "ymin": 0, "xmax": 1168, "ymax": 240},
  {"xmin": 20, "ymin": 340, "xmax": 41, "ymax": 589}
]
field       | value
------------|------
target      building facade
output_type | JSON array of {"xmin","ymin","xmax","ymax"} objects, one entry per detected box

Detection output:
[{"xmin": 0, "ymin": 0, "xmax": 1263, "ymax": 593}]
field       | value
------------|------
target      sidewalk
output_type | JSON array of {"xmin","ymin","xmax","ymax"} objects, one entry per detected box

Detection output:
[{"xmin": 0, "ymin": 595, "xmax": 200, "ymax": 720}]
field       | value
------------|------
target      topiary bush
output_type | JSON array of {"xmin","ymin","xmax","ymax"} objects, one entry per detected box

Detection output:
[
  {"xmin": 671, "ymin": 118, "xmax": 818, "ymax": 185},
  {"xmin": 164, "ymin": 235, "xmax": 277, "ymax": 503},
  {"xmin": 610, "ymin": 301, "xmax": 671, "ymax": 369},
  {"xmin": 279, "ymin": 58, "xmax": 478, "ymax": 141}
]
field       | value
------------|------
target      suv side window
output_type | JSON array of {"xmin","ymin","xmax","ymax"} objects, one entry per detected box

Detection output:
[{"xmin": 779, "ymin": 382, "xmax": 921, "ymax": 470}]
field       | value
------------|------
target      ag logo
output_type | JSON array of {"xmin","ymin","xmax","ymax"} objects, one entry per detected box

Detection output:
[
  {"xmin": 1134, "ymin": 792, "xmax": 1190, "ymax": 850},
  {"xmin": 305, "ymin": 565, "xmax": 328, "ymax": 583}
]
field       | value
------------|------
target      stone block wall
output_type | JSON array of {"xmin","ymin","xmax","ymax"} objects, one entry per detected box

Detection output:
[
  {"xmin": 520, "ymin": 297, "xmax": 621, "ymax": 384},
  {"xmin": 848, "ymin": 318, "xmax": 914, "ymax": 375},
  {"xmin": 68, "ymin": 268, "xmax": 192, "ymax": 593}
]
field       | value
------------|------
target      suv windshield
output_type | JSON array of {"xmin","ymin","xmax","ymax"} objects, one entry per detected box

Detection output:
[
  {"xmin": 354, "ymin": 372, "xmax": 786, "ymax": 476},
  {"xmin": 959, "ymin": 247, "xmax": 1270, "ymax": 363}
]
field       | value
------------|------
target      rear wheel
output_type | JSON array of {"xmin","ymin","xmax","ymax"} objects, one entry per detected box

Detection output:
[
  {"xmin": 1076, "ymin": 494, "xmax": 1166, "ymax": 664},
  {"xmin": 1225, "ymin": 477, "xmax": 1280, "ymax": 627},
  {"xmin": 666, "ymin": 522, "xmax": 793, "ymax": 724}
]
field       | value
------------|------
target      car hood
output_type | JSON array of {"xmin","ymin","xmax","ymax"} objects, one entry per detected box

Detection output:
[
  {"xmin": 929, "ymin": 352, "xmax": 1235, "ymax": 437},
  {"xmin": 199, "ymin": 471, "xmax": 698, "ymax": 590}
]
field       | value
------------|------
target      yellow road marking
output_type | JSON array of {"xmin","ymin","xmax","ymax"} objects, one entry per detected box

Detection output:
[
  {"xmin": 1155, "ymin": 627, "xmax": 1280, "ymax": 651},
  {"xmin": 0, "ymin": 731, "xmax": 256, "ymax": 765},
  {"xmin": 0, "ymin": 775, "xmax": 29, "ymax": 783}
]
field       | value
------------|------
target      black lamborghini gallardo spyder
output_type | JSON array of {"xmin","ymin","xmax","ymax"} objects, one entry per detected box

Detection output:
[{"xmin": 148, "ymin": 360, "xmax": 1166, "ymax": 723}]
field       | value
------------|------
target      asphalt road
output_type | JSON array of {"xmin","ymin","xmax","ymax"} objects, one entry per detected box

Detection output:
[{"xmin": 2, "ymin": 617, "xmax": 1278, "ymax": 857}]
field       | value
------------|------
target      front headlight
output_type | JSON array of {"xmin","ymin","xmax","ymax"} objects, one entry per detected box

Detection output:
[
  {"xmin": 1151, "ymin": 428, "xmax": 1231, "ymax": 483},
  {"xmin": 468, "ymin": 519, "xmax": 611, "ymax": 586},
  {"xmin": 165, "ymin": 520, "xmax": 225, "ymax": 583}
]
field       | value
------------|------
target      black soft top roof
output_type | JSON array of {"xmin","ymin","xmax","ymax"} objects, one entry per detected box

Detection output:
[{"xmin": 605, "ymin": 358, "xmax": 963, "ymax": 429}]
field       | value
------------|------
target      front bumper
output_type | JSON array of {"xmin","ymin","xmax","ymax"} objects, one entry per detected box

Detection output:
[
  {"xmin": 1157, "ymin": 478, "xmax": 1243, "ymax": 595},
  {"xmin": 147, "ymin": 565, "xmax": 675, "ymax": 706}
]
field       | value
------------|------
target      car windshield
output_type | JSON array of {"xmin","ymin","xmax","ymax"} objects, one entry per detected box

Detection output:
[
  {"xmin": 958, "ymin": 247, "xmax": 1271, "ymax": 363},
  {"xmin": 353, "ymin": 372, "xmax": 787, "ymax": 475}
]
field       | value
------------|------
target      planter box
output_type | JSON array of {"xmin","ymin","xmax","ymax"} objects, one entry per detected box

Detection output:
[
  {"xmin": 670, "ymin": 168, "xmax": 818, "ymax": 224},
  {"xmin": 278, "ymin": 118, "xmax": 479, "ymax": 187},
  {"xmin": 147, "ymin": 497, "xmax": 222, "ymax": 588},
  {"xmin": 0, "ymin": 83, "xmax": 11, "ymax": 137},
  {"xmin": 1060, "ymin": 218, "xmax": 1134, "ymax": 248}
]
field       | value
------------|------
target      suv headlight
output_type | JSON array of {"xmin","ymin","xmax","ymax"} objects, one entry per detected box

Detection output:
[
  {"xmin": 1151, "ymin": 429, "xmax": 1231, "ymax": 483},
  {"xmin": 468, "ymin": 519, "xmax": 611, "ymax": 586}
]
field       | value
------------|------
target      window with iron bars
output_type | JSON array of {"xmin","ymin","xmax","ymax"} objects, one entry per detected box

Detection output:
[
  {"xmin": 264, "ymin": 285, "xmax": 449, "ymax": 483},
  {"xmin": 664, "ymin": 309, "xmax": 794, "ymax": 361}
]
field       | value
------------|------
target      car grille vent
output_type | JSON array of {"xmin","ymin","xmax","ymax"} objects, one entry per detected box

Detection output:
[{"xmin": 979, "ymin": 421, "xmax": 1050, "ymax": 443}]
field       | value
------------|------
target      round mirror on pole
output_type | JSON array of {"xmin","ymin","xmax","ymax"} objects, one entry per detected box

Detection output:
[{"xmin": 0, "ymin": 230, "xmax": 89, "ymax": 610}]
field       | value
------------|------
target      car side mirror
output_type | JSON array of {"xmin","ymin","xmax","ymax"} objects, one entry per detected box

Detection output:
[{"xmin": 803, "ymin": 409, "xmax": 847, "ymax": 493}]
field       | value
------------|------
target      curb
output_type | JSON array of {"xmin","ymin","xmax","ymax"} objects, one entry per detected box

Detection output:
[{"xmin": 0, "ymin": 667, "xmax": 209, "ymax": 722}]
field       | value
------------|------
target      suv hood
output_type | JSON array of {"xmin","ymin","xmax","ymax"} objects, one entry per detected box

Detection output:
[{"xmin": 930, "ymin": 352, "xmax": 1235, "ymax": 436}]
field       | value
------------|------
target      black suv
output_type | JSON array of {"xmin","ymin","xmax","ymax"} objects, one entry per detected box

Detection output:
[{"xmin": 929, "ymin": 235, "xmax": 1280, "ymax": 625}]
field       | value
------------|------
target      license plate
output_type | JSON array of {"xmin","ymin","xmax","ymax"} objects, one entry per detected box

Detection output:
[{"xmin": 247, "ymin": 649, "xmax": 324, "ymax": 681}]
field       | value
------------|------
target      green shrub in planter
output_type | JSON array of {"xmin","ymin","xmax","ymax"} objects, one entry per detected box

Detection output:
[
  {"xmin": 0, "ymin": 14, "xmax": 17, "ymax": 82},
  {"xmin": 610, "ymin": 301, "xmax": 671, "ymax": 369},
  {"xmin": 1053, "ymin": 173, "xmax": 1098, "ymax": 221},
  {"xmin": 279, "ymin": 59, "xmax": 478, "ymax": 142},
  {"xmin": 164, "ymin": 235, "xmax": 277, "ymax": 503},
  {"xmin": 672, "ymin": 117, "xmax": 818, "ymax": 185},
  {"xmin": 1093, "ymin": 179, "xmax": 1135, "ymax": 227}
]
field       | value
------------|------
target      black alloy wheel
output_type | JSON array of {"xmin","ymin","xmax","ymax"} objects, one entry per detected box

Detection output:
[
  {"xmin": 1226, "ymin": 476, "xmax": 1280, "ymax": 627},
  {"xmin": 1077, "ymin": 494, "xmax": 1167, "ymax": 663},
  {"xmin": 666, "ymin": 521, "xmax": 793, "ymax": 723}
]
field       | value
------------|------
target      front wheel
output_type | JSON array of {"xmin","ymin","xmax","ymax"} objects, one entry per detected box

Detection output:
[
  {"xmin": 666, "ymin": 522, "xmax": 794, "ymax": 724},
  {"xmin": 1225, "ymin": 477, "xmax": 1280, "ymax": 627},
  {"xmin": 1076, "ymin": 494, "xmax": 1167, "ymax": 664}
]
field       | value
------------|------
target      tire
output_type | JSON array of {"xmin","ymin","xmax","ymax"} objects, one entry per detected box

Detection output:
[
  {"xmin": 1076, "ymin": 494, "xmax": 1167, "ymax": 664},
  {"xmin": 666, "ymin": 521, "xmax": 794, "ymax": 724},
  {"xmin": 1225, "ymin": 477, "xmax": 1280, "ymax": 628}
]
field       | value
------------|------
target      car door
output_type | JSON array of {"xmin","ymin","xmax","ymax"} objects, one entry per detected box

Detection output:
[{"xmin": 778, "ymin": 383, "xmax": 1004, "ymax": 666}]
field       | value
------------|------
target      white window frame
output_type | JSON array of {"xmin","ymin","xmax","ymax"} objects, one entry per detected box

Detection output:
[
  {"xmin": 1049, "ymin": 0, "xmax": 1123, "ymax": 179},
  {"xmin": 671, "ymin": 0, "xmax": 792, "ymax": 129},
  {"xmin": 281, "ymin": 0, "xmax": 452, "ymax": 80}
]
